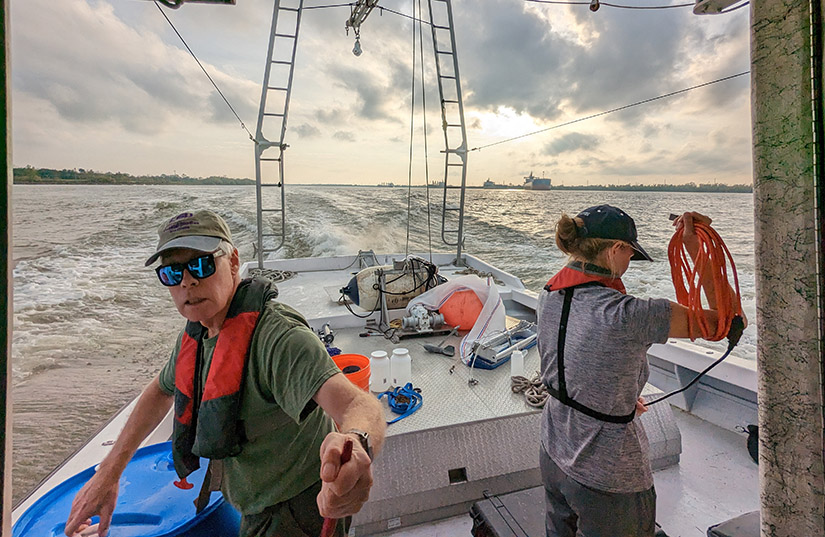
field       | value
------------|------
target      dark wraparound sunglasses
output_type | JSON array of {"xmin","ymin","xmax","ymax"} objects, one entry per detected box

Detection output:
[{"xmin": 156, "ymin": 250, "xmax": 226, "ymax": 287}]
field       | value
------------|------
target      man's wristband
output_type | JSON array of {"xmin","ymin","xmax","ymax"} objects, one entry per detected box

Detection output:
[{"xmin": 345, "ymin": 429, "xmax": 373, "ymax": 462}]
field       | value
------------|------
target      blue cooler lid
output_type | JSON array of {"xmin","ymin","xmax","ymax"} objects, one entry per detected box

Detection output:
[{"xmin": 13, "ymin": 441, "xmax": 228, "ymax": 537}]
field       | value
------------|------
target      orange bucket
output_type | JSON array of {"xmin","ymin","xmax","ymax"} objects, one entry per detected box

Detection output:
[{"xmin": 333, "ymin": 353, "xmax": 371, "ymax": 392}]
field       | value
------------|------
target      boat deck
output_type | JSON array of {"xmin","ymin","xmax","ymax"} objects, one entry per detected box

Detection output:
[
  {"xmin": 13, "ymin": 253, "xmax": 759, "ymax": 537},
  {"xmin": 376, "ymin": 408, "xmax": 760, "ymax": 537}
]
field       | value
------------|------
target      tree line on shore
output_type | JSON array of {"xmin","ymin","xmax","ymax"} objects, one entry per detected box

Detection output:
[{"xmin": 13, "ymin": 167, "xmax": 254, "ymax": 186}]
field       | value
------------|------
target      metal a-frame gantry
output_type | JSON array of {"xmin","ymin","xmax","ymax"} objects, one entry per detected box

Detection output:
[{"xmin": 253, "ymin": 0, "xmax": 470, "ymax": 268}]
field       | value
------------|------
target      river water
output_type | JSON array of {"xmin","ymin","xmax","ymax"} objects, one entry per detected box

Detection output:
[{"xmin": 10, "ymin": 184, "xmax": 756, "ymax": 502}]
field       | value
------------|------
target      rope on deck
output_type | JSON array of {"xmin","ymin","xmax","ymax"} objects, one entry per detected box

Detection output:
[
  {"xmin": 248, "ymin": 268, "xmax": 296, "ymax": 285},
  {"xmin": 511, "ymin": 373, "xmax": 549, "ymax": 408}
]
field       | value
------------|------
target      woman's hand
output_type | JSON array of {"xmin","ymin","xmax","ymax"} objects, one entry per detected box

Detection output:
[
  {"xmin": 635, "ymin": 396, "xmax": 648, "ymax": 416},
  {"xmin": 673, "ymin": 211, "xmax": 712, "ymax": 261}
]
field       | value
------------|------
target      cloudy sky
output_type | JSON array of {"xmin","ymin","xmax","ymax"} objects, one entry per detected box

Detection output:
[{"xmin": 10, "ymin": 0, "xmax": 751, "ymax": 186}]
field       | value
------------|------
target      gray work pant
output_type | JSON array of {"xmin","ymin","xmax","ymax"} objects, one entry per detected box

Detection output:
[
  {"xmin": 238, "ymin": 480, "xmax": 351, "ymax": 537},
  {"xmin": 540, "ymin": 447, "xmax": 656, "ymax": 537}
]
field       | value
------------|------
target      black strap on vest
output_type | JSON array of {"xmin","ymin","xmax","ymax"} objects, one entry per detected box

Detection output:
[
  {"xmin": 194, "ymin": 460, "xmax": 224, "ymax": 513},
  {"xmin": 545, "ymin": 285, "xmax": 636, "ymax": 424}
]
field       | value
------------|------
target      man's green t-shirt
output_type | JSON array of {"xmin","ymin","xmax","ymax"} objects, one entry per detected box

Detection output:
[{"xmin": 158, "ymin": 301, "xmax": 340, "ymax": 515}]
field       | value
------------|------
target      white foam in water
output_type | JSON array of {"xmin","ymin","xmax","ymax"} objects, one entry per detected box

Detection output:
[{"xmin": 12, "ymin": 186, "xmax": 758, "ymax": 379}]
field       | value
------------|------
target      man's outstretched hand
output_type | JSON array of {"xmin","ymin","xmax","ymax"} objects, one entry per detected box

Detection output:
[{"xmin": 316, "ymin": 431, "xmax": 373, "ymax": 518}]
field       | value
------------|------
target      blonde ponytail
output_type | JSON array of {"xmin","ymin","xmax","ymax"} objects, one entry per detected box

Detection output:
[{"xmin": 554, "ymin": 214, "xmax": 618, "ymax": 262}]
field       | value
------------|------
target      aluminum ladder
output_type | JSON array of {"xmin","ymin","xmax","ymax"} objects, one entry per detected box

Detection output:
[
  {"xmin": 253, "ymin": 0, "xmax": 303, "ymax": 268},
  {"xmin": 427, "ymin": 0, "xmax": 468, "ymax": 263}
]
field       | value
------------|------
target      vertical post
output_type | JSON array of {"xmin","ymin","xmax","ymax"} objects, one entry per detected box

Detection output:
[
  {"xmin": 751, "ymin": 2, "xmax": 825, "ymax": 536},
  {"xmin": 427, "ymin": 0, "xmax": 468, "ymax": 263},
  {"xmin": 0, "ymin": 0, "xmax": 12, "ymax": 532},
  {"xmin": 443, "ymin": 0, "xmax": 467, "ymax": 264},
  {"xmin": 254, "ymin": 0, "xmax": 282, "ymax": 270}
]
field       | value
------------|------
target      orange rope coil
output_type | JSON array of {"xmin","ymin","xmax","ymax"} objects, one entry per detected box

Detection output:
[{"xmin": 668, "ymin": 221, "xmax": 743, "ymax": 342}]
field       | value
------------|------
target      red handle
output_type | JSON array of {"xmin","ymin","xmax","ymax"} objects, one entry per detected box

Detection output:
[
  {"xmin": 173, "ymin": 477, "xmax": 193, "ymax": 490},
  {"xmin": 339, "ymin": 438, "xmax": 354, "ymax": 464},
  {"xmin": 319, "ymin": 439, "xmax": 354, "ymax": 537}
]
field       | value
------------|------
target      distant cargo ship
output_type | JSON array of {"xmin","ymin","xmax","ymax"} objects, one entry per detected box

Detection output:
[
  {"xmin": 523, "ymin": 172, "xmax": 551, "ymax": 190},
  {"xmin": 532, "ymin": 178, "xmax": 551, "ymax": 190},
  {"xmin": 482, "ymin": 179, "xmax": 517, "ymax": 189}
]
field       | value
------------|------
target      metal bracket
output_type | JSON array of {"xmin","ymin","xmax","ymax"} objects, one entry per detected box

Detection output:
[
  {"xmin": 376, "ymin": 269, "xmax": 398, "ymax": 342},
  {"xmin": 674, "ymin": 365, "xmax": 701, "ymax": 411}
]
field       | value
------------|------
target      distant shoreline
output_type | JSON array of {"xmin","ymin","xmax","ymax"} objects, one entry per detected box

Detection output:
[
  {"xmin": 13, "ymin": 167, "xmax": 752, "ymax": 193},
  {"xmin": 13, "ymin": 167, "xmax": 255, "ymax": 186}
]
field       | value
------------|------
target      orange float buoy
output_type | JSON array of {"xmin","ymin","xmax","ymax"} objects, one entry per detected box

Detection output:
[
  {"xmin": 439, "ymin": 289, "xmax": 483, "ymax": 330},
  {"xmin": 332, "ymin": 353, "xmax": 371, "ymax": 391}
]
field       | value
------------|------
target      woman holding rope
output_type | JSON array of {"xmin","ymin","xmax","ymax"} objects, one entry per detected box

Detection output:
[{"xmin": 537, "ymin": 205, "xmax": 744, "ymax": 537}]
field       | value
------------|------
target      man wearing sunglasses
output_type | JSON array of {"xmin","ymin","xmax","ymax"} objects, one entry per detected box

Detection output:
[{"xmin": 65, "ymin": 210, "xmax": 385, "ymax": 537}]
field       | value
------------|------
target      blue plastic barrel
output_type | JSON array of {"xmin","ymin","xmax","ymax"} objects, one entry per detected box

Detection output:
[{"xmin": 13, "ymin": 441, "xmax": 240, "ymax": 537}]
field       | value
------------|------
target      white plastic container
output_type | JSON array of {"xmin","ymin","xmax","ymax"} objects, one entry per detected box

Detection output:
[
  {"xmin": 510, "ymin": 349, "xmax": 525, "ymax": 378},
  {"xmin": 369, "ymin": 350, "xmax": 390, "ymax": 393},
  {"xmin": 390, "ymin": 347, "xmax": 412, "ymax": 387}
]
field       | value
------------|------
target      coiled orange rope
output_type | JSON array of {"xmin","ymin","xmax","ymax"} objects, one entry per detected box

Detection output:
[
  {"xmin": 647, "ymin": 218, "xmax": 745, "ymax": 408},
  {"xmin": 668, "ymin": 220, "xmax": 743, "ymax": 342}
]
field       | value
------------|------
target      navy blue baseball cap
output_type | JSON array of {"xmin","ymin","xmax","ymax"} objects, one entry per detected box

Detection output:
[{"xmin": 575, "ymin": 205, "xmax": 653, "ymax": 261}]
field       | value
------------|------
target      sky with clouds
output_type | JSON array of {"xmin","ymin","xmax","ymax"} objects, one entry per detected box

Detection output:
[{"xmin": 10, "ymin": 0, "xmax": 752, "ymax": 186}]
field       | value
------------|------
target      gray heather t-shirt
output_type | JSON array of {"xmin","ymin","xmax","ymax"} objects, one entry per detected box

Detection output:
[{"xmin": 538, "ymin": 285, "xmax": 671, "ymax": 493}]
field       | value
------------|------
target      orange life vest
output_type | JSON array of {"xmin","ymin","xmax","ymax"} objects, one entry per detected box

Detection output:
[{"xmin": 172, "ymin": 278, "xmax": 278, "ymax": 480}]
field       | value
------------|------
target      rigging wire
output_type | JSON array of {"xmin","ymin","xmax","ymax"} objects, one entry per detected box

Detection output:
[
  {"xmin": 302, "ymin": 2, "xmax": 428, "ymax": 25},
  {"xmin": 469, "ymin": 70, "xmax": 750, "ymax": 152},
  {"xmin": 302, "ymin": 3, "xmax": 355, "ymax": 10},
  {"xmin": 523, "ymin": 0, "xmax": 693, "ymax": 8},
  {"xmin": 370, "ymin": 4, "xmax": 427, "ymax": 24},
  {"xmin": 417, "ymin": 0, "xmax": 434, "ymax": 263},
  {"xmin": 300, "ymin": 0, "xmax": 752, "ymax": 21},
  {"xmin": 404, "ymin": 0, "xmax": 418, "ymax": 260},
  {"xmin": 401, "ymin": 0, "xmax": 435, "ymax": 262},
  {"xmin": 154, "ymin": 2, "xmax": 255, "ymax": 142}
]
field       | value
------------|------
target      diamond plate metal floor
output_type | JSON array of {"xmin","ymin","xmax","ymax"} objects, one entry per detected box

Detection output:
[{"xmin": 368, "ymin": 409, "xmax": 758, "ymax": 537}]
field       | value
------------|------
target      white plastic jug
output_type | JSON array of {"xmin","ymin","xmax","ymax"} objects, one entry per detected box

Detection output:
[
  {"xmin": 390, "ymin": 347, "xmax": 411, "ymax": 387},
  {"xmin": 370, "ymin": 350, "xmax": 390, "ymax": 393},
  {"xmin": 510, "ymin": 349, "xmax": 525, "ymax": 378}
]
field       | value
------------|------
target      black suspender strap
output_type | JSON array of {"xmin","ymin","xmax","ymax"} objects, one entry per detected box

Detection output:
[
  {"xmin": 194, "ymin": 460, "xmax": 223, "ymax": 513},
  {"xmin": 545, "ymin": 286, "xmax": 636, "ymax": 424},
  {"xmin": 555, "ymin": 286, "xmax": 573, "ymax": 401}
]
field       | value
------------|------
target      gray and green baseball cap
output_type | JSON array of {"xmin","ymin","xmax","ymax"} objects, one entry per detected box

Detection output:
[{"xmin": 144, "ymin": 210, "xmax": 233, "ymax": 266}]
